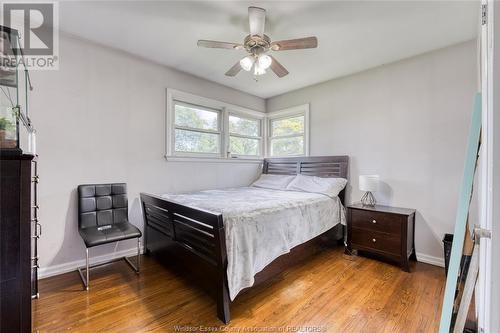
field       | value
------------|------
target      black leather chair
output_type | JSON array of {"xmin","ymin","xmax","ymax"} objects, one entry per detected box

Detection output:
[{"xmin": 77, "ymin": 183, "xmax": 142, "ymax": 290}]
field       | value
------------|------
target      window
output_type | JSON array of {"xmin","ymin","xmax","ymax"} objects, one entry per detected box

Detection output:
[
  {"xmin": 228, "ymin": 114, "xmax": 262, "ymax": 157},
  {"xmin": 268, "ymin": 105, "xmax": 309, "ymax": 157},
  {"xmin": 173, "ymin": 101, "xmax": 221, "ymax": 156},
  {"xmin": 167, "ymin": 89, "xmax": 309, "ymax": 161},
  {"xmin": 166, "ymin": 89, "xmax": 265, "ymax": 160}
]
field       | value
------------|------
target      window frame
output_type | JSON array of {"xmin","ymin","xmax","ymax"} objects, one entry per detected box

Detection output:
[
  {"xmin": 172, "ymin": 100, "xmax": 223, "ymax": 157},
  {"xmin": 226, "ymin": 111, "xmax": 264, "ymax": 158},
  {"xmin": 166, "ymin": 89, "xmax": 266, "ymax": 161},
  {"xmin": 267, "ymin": 104, "xmax": 310, "ymax": 157}
]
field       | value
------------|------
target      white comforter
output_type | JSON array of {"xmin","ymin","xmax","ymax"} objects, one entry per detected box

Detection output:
[{"xmin": 162, "ymin": 187, "xmax": 346, "ymax": 300}]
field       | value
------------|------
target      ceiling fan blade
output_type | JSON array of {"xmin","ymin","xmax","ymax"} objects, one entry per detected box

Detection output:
[
  {"xmin": 270, "ymin": 37, "xmax": 318, "ymax": 51},
  {"xmin": 248, "ymin": 6, "xmax": 266, "ymax": 37},
  {"xmin": 197, "ymin": 40, "xmax": 243, "ymax": 50},
  {"xmin": 269, "ymin": 55, "xmax": 289, "ymax": 78},
  {"xmin": 225, "ymin": 61, "xmax": 242, "ymax": 77}
]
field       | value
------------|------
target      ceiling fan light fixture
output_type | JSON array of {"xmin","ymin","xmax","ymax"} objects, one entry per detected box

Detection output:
[
  {"xmin": 240, "ymin": 56, "xmax": 255, "ymax": 71},
  {"xmin": 254, "ymin": 63, "xmax": 266, "ymax": 76},
  {"xmin": 257, "ymin": 54, "xmax": 272, "ymax": 70},
  {"xmin": 198, "ymin": 7, "xmax": 317, "ymax": 79}
]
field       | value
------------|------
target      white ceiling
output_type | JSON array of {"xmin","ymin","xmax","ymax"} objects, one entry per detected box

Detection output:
[{"xmin": 58, "ymin": 1, "xmax": 479, "ymax": 99}]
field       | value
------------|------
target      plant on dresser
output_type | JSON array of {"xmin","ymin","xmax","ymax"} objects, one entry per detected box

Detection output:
[{"xmin": 347, "ymin": 203, "xmax": 416, "ymax": 272}]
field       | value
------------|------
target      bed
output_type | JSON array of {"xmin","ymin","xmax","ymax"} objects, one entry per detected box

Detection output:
[{"xmin": 140, "ymin": 155, "xmax": 349, "ymax": 323}]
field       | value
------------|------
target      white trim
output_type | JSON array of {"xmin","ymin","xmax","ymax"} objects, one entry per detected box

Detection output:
[
  {"xmin": 226, "ymin": 106, "xmax": 266, "ymax": 120},
  {"xmin": 227, "ymin": 111, "xmax": 264, "ymax": 158},
  {"xmin": 267, "ymin": 104, "xmax": 310, "ymax": 119},
  {"xmin": 164, "ymin": 155, "xmax": 263, "ymax": 164},
  {"xmin": 416, "ymin": 252, "xmax": 445, "ymax": 268},
  {"xmin": 166, "ymin": 89, "xmax": 265, "ymax": 159},
  {"xmin": 166, "ymin": 91, "xmax": 312, "ymax": 161},
  {"xmin": 478, "ymin": 1, "xmax": 494, "ymax": 332},
  {"xmin": 38, "ymin": 246, "xmax": 144, "ymax": 280},
  {"xmin": 171, "ymin": 99, "xmax": 223, "ymax": 158},
  {"xmin": 267, "ymin": 104, "xmax": 310, "ymax": 157},
  {"xmin": 39, "ymin": 247, "xmax": 444, "ymax": 280},
  {"xmin": 167, "ymin": 89, "xmax": 262, "ymax": 117}
]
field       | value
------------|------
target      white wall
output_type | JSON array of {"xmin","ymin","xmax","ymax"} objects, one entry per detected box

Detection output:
[
  {"xmin": 490, "ymin": 2, "xmax": 500, "ymax": 331},
  {"xmin": 267, "ymin": 41, "xmax": 477, "ymax": 264},
  {"xmin": 31, "ymin": 33, "xmax": 477, "ymax": 276},
  {"xmin": 31, "ymin": 34, "xmax": 265, "ymax": 276}
]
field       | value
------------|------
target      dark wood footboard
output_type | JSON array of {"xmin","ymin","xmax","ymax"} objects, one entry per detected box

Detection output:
[
  {"xmin": 140, "ymin": 155, "xmax": 349, "ymax": 324},
  {"xmin": 140, "ymin": 193, "xmax": 231, "ymax": 323}
]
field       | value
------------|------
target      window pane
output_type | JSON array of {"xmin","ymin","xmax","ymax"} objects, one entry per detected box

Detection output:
[
  {"xmin": 271, "ymin": 115, "xmax": 304, "ymax": 137},
  {"xmin": 230, "ymin": 136, "xmax": 260, "ymax": 156},
  {"xmin": 174, "ymin": 103, "xmax": 218, "ymax": 131},
  {"xmin": 270, "ymin": 136, "xmax": 304, "ymax": 156},
  {"xmin": 175, "ymin": 129, "xmax": 219, "ymax": 154},
  {"xmin": 229, "ymin": 115, "xmax": 259, "ymax": 137}
]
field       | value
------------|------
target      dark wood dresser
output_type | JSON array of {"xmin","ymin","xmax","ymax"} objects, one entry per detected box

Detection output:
[
  {"xmin": 0, "ymin": 154, "xmax": 38, "ymax": 332},
  {"xmin": 347, "ymin": 203, "xmax": 416, "ymax": 272}
]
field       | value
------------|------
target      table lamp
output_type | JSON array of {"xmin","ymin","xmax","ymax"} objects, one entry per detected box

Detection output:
[{"xmin": 359, "ymin": 175, "xmax": 379, "ymax": 206}]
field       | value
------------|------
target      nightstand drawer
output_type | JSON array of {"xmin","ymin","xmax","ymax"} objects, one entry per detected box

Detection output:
[
  {"xmin": 351, "ymin": 227, "xmax": 401, "ymax": 255},
  {"xmin": 350, "ymin": 209, "xmax": 401, "ymax": 235}
]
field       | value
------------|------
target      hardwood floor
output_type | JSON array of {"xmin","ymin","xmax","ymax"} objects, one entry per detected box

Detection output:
[{"xmin": 33, "ymin": 247, "xmax": 445, "ymax": 332}]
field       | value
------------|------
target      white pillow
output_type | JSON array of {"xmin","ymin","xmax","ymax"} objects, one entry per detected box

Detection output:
[
  {"xmin": 251, "ymin": 174, "xmax": 296, "ymax": 190},
  {"xmin": 286, "ymin": 174, "xmax": 348, "ymax": 198}
]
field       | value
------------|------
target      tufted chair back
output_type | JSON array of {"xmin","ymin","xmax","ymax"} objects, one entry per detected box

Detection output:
[{"xmin": 78, "ymin": 183, "xmax": 128, "ymax": 229}]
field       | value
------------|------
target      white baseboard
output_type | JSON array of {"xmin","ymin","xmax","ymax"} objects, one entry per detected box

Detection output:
[
  {"xmin": 39, "ymin": 248, "xmax": 444, "ymax": 279},
  {"xmin": 416, "ymin": 252, "xmax": 445, "ymax": 268},
  {"xmin": 38, "ymin": 247, "xmax": 144, "ymax": 280}
]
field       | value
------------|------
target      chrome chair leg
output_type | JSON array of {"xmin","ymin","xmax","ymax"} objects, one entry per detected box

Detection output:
[
  {"xmin": 78, "ymin": 239, "xmax": 141, "ymax": 290},
  {"xmin": 77, "ymin": 248, "xmax": 90, "ymax": 290},
  {"xmin": 124, "ymin": 238, "xmax": 140, "ymax": 274},
  {"xmin": 137, "ymin": 239, "xmax": 141, "ymax": 273},
  {"xmin": 86, "ymin": 248, "xmax": 89, "ymax": 289}
]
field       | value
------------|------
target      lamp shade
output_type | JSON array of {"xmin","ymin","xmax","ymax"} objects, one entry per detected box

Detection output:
[
  {"xmin": 240, "ymin": 56, "xmax": 255, "ymax": 71},
  {"xmin": 359, "ymin": 175, "xmax": 379, "ymax": 192},
  {"xmin": 258, "ymin": 54, "xmax": 272, "ymax": 69}
]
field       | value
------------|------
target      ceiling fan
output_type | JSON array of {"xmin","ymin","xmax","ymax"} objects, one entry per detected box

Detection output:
[{"xmin": 197, "ymin": 6, "xmax": 318, "ymax": 79}]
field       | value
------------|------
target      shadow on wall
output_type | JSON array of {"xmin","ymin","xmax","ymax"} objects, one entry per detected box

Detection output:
[
  {"xmin": 345, "ymin": 155, "xmax": 357, "ymax": 204},
  {"xmin": 47, "ymin": 188, "xmax": 86, "ymax": 267},
  {"xmin": 376, "ymin": 180, "xmax": 394, "ymax": 205},
  {"xmin": 414, "ymin": 211, "xmax": 444, "ymax": 258},
  {"xmin": 344, "ymin": 182, "xmax": 353, "ymax": 204},
  {"xmin": 129, "ymin": 197, "xmax": 144, "ymax": 235},
  {"xmin": 348, "ymin": 180, "xmax": 393, "ymax": 206},
  {"xmin": 374, "ymin": 182, "xmax": 444, "ymax": 258},
  {"xmin": 46, "ymin": 188, "xmax": 141, "ymax": 271},
  {"xmin": 346, "ymin": 163, "xmax": 444, "ymax": 261},
  {"xmin": 348, "ymin": 156, "xmax": 395, "ymax": 205}
]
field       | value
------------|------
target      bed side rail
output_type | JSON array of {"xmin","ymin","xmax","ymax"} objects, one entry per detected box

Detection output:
[{"xmin": 140, "ymin": 192, "xmax": 225, "ymax": 267}]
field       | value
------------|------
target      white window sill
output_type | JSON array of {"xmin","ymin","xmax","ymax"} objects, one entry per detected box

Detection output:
[{"xmin": 164, "ymin": 155, "xmax": 263, "ymax": 164}]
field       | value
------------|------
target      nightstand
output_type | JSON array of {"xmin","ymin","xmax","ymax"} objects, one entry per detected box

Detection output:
[{"xmin": 347, "ymin": 203, "xmax": 416, "ymax": 272}]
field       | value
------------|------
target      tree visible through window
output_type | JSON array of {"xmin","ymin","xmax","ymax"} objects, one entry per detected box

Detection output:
[
  {"xmin": 167, "ymin": 90, "xmax": 307, "ymax": 159},
  {"xmin": 269, "ymin": 115, "xmax": 305, "ymax": 156},
  {"xmin": 229, "ymin": 115, "xmax": 261, "ymax": 157},
  {"xmin": 174, "ymin": 102, "xmax": 221, "ymax": 154}
]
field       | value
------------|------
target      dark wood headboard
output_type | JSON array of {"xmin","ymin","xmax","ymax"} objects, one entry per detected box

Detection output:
[{"xmin": 263, "ymin": 155, "xmax": 349, "ymax": 203}]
